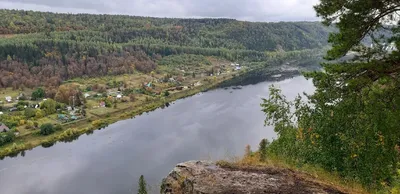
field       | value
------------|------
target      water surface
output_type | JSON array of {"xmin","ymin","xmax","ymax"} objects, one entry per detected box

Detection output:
[{"xmin": 0, "ymin": 76, "xmax": 314, "ymax": 194}]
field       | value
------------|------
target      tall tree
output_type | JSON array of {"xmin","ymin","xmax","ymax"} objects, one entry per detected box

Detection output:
[
  {"xmin": 137, "ymin": 175, "xmax": 148, "ymax": 194},
  {"xmin": 262, "ymin": 0, "xmax": 400, "ymax": 187}
]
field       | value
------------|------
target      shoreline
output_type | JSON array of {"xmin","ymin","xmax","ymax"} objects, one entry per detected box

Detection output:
[
  {"xmin": 0, "ymin": 78, "xmax": 231, "ymax": 159},
  {"xmin": 0, "ymin": 66, "xmax": 312, "ymax": 160}
]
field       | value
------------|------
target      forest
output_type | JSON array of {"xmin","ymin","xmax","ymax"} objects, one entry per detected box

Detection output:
[{"xmin": 0, "ymin": 9, "xmax": 332, "ymax": 90}]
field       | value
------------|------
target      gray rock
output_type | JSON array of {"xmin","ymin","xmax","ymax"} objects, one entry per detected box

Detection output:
[{"xmin": 161, "ymin": 161, "xmax": 346, "ymax": 194}]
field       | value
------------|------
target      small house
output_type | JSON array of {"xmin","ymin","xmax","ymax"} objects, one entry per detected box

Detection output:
[
  {"xmin": 0, "ymin": 123, "xmax": 10, "ymax": 132},
  {"xmin": 58, "ymin": 114, "xmax": 68, "ymax": 121},
  {"xmin": 5, "ymin": 96, "xmax": 12, "ymax": 103},
  {"xmin": 84, "ymin": 93, "xmax": 90, "ymax": 98}
]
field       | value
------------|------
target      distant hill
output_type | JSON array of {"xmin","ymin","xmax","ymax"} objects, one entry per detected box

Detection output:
[{"xmin": 0, "ymin": 9, "xmax": 333, "ymax": 89}]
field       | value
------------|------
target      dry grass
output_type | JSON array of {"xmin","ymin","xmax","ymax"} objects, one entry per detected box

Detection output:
[{"xmin": 218, "ymin": 153, "xmax": 370, "ymax": 194}]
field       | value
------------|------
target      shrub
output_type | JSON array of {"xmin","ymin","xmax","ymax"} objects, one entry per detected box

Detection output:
[
  {"xmin": 92, "ymin": 120, "xmax": 108, "ymax": 128},
  {"xmin": 24, "ymin": 108, "xmax": 36, "ymax": 118},
  {"xmin": 40, "ymin": 123, "xmax": 55, "ymax": 136},
  {"xmin": 0, "ymin": 131, "xmax": 15, "ymax": 146},
  {"xmin": 25, "ymin": 120, "xmax": 34, "ymax": 129},
  {"xmin": 164, "ymin": 91, "xmax": 170, "ymax": 97}
]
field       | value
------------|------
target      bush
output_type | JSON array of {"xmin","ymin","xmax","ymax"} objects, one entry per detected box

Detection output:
[
  {"xmin": 26, "ymin": 120, "xmax": 34, "ymax": 129},
  {"xmin": 164, "ymin": 91, "xmax": 170, "ymax": 97},
  {"xmin": 0, "ymin": 131, "xmax": 15, "ymax": 146},
  {"xmin": 24, "ymin": 108, "xmax": 36, "ymax": 118},
  {"xmin": 91, "ymin": 120, "xmax": 108, "ymax": 128},
  {"xmin": 40, "ymin": 123, "xmax": 55, "ymax": 136}
]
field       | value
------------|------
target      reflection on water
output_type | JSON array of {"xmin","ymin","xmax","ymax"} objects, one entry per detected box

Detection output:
[{"xmin": 0, "ymin": 76, "xmax": 314, "ymax": 194}]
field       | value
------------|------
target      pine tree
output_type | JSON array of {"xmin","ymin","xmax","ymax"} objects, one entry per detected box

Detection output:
[{"xmin": 137, "ymin": 175, "xmax": 147, "ymax": 194}]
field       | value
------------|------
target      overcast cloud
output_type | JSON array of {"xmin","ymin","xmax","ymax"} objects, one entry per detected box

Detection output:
[{"xmin": 0, "ymin": 0, "xmax": 320, "ymax": 22}]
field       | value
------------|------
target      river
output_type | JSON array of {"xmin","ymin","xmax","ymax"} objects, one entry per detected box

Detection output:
[{"xmin": 0, "ymin": 76, "xmax": 314, "ymax": 194}]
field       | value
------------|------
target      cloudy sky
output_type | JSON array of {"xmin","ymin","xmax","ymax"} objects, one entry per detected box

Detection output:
[{"xmin": 0, "ymin": 0, "xmax": 320, "ymax": 22}]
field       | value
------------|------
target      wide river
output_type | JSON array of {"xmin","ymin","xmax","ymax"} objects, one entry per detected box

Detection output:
[{"xmin": 0, "ymin": 76, "xmax": 314, "ymax": 194}]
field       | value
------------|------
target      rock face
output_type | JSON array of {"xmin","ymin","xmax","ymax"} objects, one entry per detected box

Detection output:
[{"xmin": 161, "ymin": 161, "xmax": 346, "ymax": 194}]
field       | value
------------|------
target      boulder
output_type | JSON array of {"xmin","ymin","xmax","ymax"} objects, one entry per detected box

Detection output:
[{"xmin": 161, "ymin": 161, "xmax": 346, "ymax": 194}]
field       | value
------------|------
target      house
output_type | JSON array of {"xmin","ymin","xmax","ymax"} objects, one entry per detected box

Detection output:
[
  {"xmin": 58, "ymin": 114, "xmax": 68, "ymax": 121},
  {"xmin": 0, "ymin": 123, "xmax": 10, "ymax": 132},
  {"xmin": 5, "ymin": 96, "xmax": 12, "ymax": 103}
]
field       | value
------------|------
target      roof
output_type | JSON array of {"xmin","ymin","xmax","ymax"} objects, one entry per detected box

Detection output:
[{"xmin": 0, "ymin": 123, "xmax": 10, "ymax": 132}]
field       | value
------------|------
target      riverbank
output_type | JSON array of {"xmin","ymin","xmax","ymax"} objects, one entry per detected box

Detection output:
[{"xmin": 0, "ymin": 77, "xmax": 230, "ymax": 159}]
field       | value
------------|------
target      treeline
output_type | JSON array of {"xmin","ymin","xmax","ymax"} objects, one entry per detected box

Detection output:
[{"xmin": 0, "ymin": 9, "xmax": 334, "ymax": 52}]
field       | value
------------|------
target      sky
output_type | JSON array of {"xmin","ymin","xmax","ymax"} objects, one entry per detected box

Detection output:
[{"xmin": 0, "ymin": 0, "xmax": 320, "ymax": 22}]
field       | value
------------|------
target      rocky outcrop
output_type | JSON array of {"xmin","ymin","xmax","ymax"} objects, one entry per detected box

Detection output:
[{"xmin": 161, "ymin": 161, "xmax": 347, "ymax": 194}]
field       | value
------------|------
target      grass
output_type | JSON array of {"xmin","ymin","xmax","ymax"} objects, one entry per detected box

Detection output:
[{"xmin": 217, "ymin": 152, "xmax": 370, "ymax": 194}]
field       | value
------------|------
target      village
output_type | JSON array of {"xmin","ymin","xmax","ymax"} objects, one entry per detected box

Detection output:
[{"xmin": 0, "ymin": 59, "xmax": 243, "ymax": 142}]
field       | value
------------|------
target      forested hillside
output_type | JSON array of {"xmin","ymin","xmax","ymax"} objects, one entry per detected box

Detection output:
[{"xmin": 0, "ymin": 9, "xmax": 332, "ymax": 89}]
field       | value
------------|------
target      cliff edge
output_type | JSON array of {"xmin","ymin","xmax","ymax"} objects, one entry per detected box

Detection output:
[{"xmin": 161, "ymin": 161, "xmax": 347, "ymax": 194}]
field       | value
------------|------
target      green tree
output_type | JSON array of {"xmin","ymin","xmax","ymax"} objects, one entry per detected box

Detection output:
[
  {"xmin": 35, "ymin": 109, "xmax": 44, "ymax": 119},
  {"xmin": 24, "ymin": 108, "xmax": 36, "ymax": 118},
  {"xmin": 41, "ymin": 99, "xmax": 57, "ymax": 115},
  {"xmin": 137, "ymin": 175, "xmax": 148, "ymax": 194},
  {"xmin": 31, "ymin": 88, "xmax": 45, "ymax": 100},
  {"xmin": 260, "ymin": 0, "xmax": 400, "ymax": 187},
  {"xmin": 40, "ymin": 123, "xmax": 55, "ymax": 136}
]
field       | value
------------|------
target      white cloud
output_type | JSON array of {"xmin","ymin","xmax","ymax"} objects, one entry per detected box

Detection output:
[{"xmin": 0, "ymin": 0, "xmax": 320, "ymax": 22}]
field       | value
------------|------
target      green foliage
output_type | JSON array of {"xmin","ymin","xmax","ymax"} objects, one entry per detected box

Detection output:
[
  {"xmin": 0, "ymin": 131, "xmax": 15, "ymax": 146},
  {"xmin": 158, "ymin": 54, "xmax": 211, "ymax": 67},
  {"xmin": 31, "ymin": 88, "xmax": 45, "ymax": 100},
  {"xmin": 24, "ymin": 108, "xmax": 36, "ymax": 118},
  {"xmin": 260, "ymin": 0, "xmax": 400, "ymax": 188},
  {"xmin": 40, "ymin": 123, "xmax": 55, "ymax": 136},
  {"xmin": 314, "ymin": 0, "xmax": 400, "ymax": 60},
  {"xmin": 41, "ymin": 99, "xmax": 57, "ymax": 115},
  {"xmin": 164, "ymin": 91, "xmax": 170, "ymax": 97},
  {"xmin": 137, "ymin": 175, "xmax": 148, "ymax": 194},
  {"xmin": 0, "ymin": 114, "xmax": 24, "ymax": 128}
]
